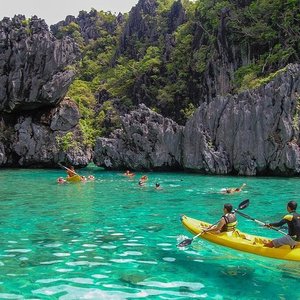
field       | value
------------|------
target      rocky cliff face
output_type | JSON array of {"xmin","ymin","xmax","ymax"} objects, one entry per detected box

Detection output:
[
  {"xmin": 0, "ymin": 15, "xmax": 79, "ymax": 113},
  {"xmin": 118, "ymin": 0, "xmax": 186, "ymax": 60},
  {"xmin": 183, "ymin": 64, "xmax": 300, "ymax": 176},
  {"xmin": 0, "ymin": 98, "xmax": 92, "ymax": 167},
  {"xmin": 94, "ymin": 104, "xmax": 184, "ymax": 170},
  {"xmin": 94, "ymin": 64, "xmax": 300, "ymax": 176},
  {"xmin": 0, "ymin": 15, "xmax": 91, "ymax": 168},
  {"xmin": 51, "ymin": 9, "xmax": 123, "ymax": 43}
]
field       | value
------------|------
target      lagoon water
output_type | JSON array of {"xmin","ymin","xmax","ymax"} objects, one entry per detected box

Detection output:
[{"xmin": 0, "ymin": 165, "xmax": 299, "ymax": 299}]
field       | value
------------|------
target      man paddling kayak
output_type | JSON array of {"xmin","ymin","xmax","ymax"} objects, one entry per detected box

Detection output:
[{"xmin": 264, "ymin": 201, "xmax": 300, "ymax": 249}]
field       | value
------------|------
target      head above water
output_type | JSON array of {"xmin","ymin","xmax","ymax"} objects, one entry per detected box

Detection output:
[
  {"xmin": 287, "ymin": 201, "xmax": 297, "ymax": 211},
  {"xmin": 223, "ymin": 203, "xmax": 233, "ymax": 213}
]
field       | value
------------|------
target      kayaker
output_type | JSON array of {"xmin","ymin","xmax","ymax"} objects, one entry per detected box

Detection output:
[
  {"xmin": 124, "ymin": 170, "xmax": 135, "ymax": 177},
  {"xmin": 202, "ymin": 203, "xmax": 237, "ymax": 233},
  {"xmin": 66, "ymin": 166, "xmax": 76, "ymax": 178},
  {"xmin": 264, "ymin": 201, "xmax": 300, "ymax": 249}
]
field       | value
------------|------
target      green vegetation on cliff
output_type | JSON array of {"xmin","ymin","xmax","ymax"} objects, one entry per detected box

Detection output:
[{"xmin": 54, "ymin": 0, "xmax": 300, "ymax": 141}]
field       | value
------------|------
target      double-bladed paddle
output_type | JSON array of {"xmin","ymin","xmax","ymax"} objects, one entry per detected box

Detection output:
[
  {"xmin": 177, "ymin": 199, "xmax": 250, "ymax": 247},
  {"xmin": 234, "ymin": 210, "xmax": 287, "ymax": 235},
  {"xmin": 58, "ymin": 162, "xmax": 81, "ymax": 177}
]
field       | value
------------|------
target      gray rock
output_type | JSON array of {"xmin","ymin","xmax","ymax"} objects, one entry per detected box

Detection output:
[
  {"xmin": 0, "ymin": 98, "xmax": 91, "ymax": 167},
  {"xmin": 0, "ymin": 142, "xmax": 6, "ymax": 165},
  {"xmin": 0, "ymin": 15, "xmax": 79, "ymax": 113},
  {"xmin": 50, "ymin": 98, "xmax": 80, "ymax": 131},
  {"xmin": 183, "ymin": 64, "xmax": 300, "ymax": 175},
  {"xmin": 94, "ymin": 64, "xmax": 300, "ymax": 176},
  {"xmin": 94, "ymin": 104, "xmax": 184, "ymax": 170}
]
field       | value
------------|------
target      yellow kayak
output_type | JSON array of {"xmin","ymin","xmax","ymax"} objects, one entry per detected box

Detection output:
[
  {"xmin": 66, "ymin": 175, "xmax": 82, "ymax": 183},
  {"xmin": 181, "ymin": 215, "xmax": 300, "ymax": 261}
]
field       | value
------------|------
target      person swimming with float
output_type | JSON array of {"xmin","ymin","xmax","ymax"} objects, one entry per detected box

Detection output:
[
  {"xmin": 221, "ymin": 183, "xmax": 246, "ymax": 194},
  {"xmin": 140, "ymin": 175, "xmax": 148, "ymax": 182},
  {"xmin": 57, "ymin": 177, "xmax": 66, "ymax": 184}
]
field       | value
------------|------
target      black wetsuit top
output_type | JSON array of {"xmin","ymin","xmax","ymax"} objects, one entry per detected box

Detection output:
[{"xmin": 270, "ymin": 211, "xmax": 300, "ymax": 241}]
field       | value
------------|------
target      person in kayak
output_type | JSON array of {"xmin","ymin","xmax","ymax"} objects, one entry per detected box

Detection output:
[
  {"xmin": 202, "ymin": 203, "xmax": 237, "ymax": 233},
  {"xmin": 124, "ymin": 170, "xmax": 135, "ymax": 177},
  {"xmin": 264, "ymin": 201, "xmax": 300, "ymax": 249},
  {"xmin": 66, "ymin": 166, "xmax": 76, "ymax": 178},
  {"xmin": 140, "ymin": 175, "xmax": 148, "ymax": 182}
]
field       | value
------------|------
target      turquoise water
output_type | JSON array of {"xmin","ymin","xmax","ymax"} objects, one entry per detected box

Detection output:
[{"xmin": 0, "ymin": 165, "xmax": 299, "ymax": 299}]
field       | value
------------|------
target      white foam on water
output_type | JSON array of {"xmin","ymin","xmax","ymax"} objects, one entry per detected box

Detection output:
[
  {"xmin": 5, "ymin": 249, "xmax": 31, "ymax": 253},
  {"xmin": 44, "ymin": 243, "xmax": 62, "ymax": 248},
  {"xmin": 162, "ymin": 257, "xmax": 176, "ymax": 262},
  {"xmin": 53, "ymin": 253, "xmax": 70, "ymax": 257},
  {"xmin": 100, "ymin": 245, "xmax": 117, "ymax": 249},
  {"xmin": 118, "ymin": 251, "xmax": 143, "ymax": 256}
]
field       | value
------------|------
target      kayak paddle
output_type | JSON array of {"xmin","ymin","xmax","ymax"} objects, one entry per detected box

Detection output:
[
  {"xmin": 58, "ymin": 162, "xmax": 81, "ymax": 177},
  {"xmin": 177, "ymin": 199, "xmax": 250, "ymax": 247},
  {"xmin": 234, "ymin": 210, "xmax": 287, "ymax": 235},
  {"xmin": 177, "ymin": 220, "xmax": 219, "ymax": 248}
]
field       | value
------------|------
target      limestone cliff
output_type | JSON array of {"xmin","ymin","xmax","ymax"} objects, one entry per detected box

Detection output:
[
  {"xmin": 0, "ymin": 98, "xmax": 92, "ymax": 167},
  {"xmin": 183, "ymin": 64, "xmax": 300, "ymax": 176},
  {"xmin": 94, "ymin": 64, "xmax": 300, "ymax": 176},
  {"xmin": 0, "ymin": 15, "xmax": 90, "ymax": 167},
  {"xmin": 94, "ymin": 104, "xmax": 184, "ymax": 170},
  {"xmin": 0, "ymin": 15, "xmax": 79, "ymax": 112}
]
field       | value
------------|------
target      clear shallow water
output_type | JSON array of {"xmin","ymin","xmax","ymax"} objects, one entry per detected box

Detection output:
[{"xmin": 0, "ymin": 165, "xmax": 299, "ymax": 299}]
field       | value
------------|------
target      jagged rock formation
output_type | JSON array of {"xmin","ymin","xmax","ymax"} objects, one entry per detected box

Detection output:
[
  {"xmin": 183, "ymin": 64, "xmax": 300, "ymax": 176},
  {"xmin": 0, "ymin": 15, "xmax": 79, "ymax": 113},
  {"xmin": 0, "ymin": 98, "xmax": 92, "ymax": 167},
  {"xmin": 94, "ymin": 64, "xmax": 300, "ymax": 176},
  {"xmin": 0, "ymin": 15, "xmax": 91, "ymax": 167},
  {"xmin": 94, "ymin": 104, "xmax": 184, "ymax": 170},
  {"xmin": 51, "ymin": 9, "xmax": 124, "ymax": 43},
  {"xmin": 118, "ymin": 0, "xmax": 186, "ymax": 60},
  {"xmin": 118, "ymin": 0, "xmax": 159, "ymax": 59}
]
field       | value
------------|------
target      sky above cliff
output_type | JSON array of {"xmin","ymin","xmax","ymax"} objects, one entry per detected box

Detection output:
[{"xmin": 1, "ymin": 0, "xmax": 139, "ymax": 25}]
